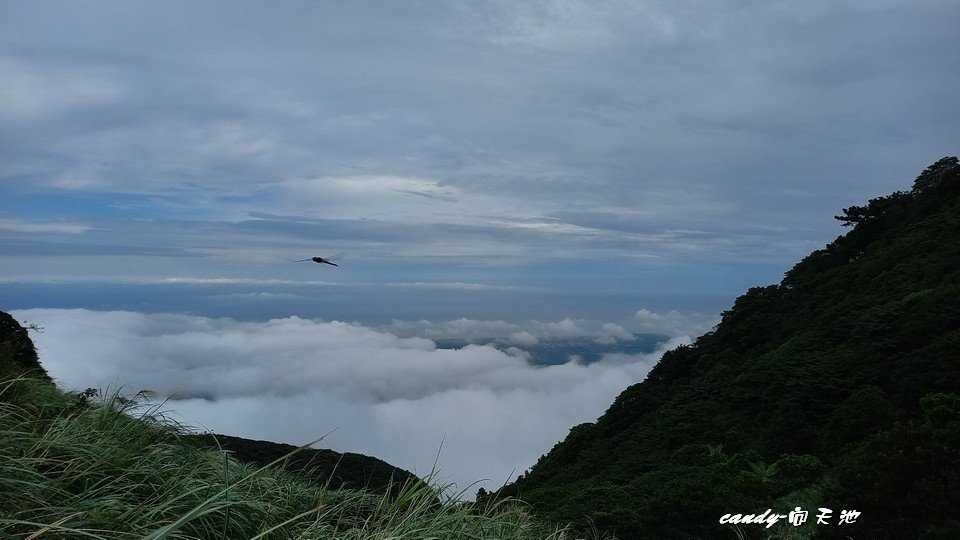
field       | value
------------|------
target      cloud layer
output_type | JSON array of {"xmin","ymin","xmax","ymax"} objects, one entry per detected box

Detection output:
[
  {"xmin": 2, "ymin": 1, "xmax": 957, "ymax": 297},
  {"xmin": 15, "ymin": 308, "xmax": 700, "ymax": 491}
]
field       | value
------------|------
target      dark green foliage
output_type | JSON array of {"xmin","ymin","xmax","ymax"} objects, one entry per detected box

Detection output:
[
  {"xmin": 185, "ymin": 432, "xmax": 425, "ymax": 497},
  {"xmin": 0, "ymin": 311, "xmax": 50, "ymax": 382},
  {"xmin": 505, "ymin": 157, "xmax": 960, "ymax": 538},
  {"xmin": 820, "ymin": 393, "xmax": 960, "ymax": 539}
]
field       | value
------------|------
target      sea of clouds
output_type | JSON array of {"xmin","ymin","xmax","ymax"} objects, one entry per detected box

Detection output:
[{"xmin": 13, "ymin": 308, "xmax": 715, "ymax": 492}]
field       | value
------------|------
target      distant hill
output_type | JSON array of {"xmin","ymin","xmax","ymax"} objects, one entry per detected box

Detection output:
[
  {"xmin": 499, "ymin": 157, "xmax": 960, "ymax": 539},
  {"xmin": 184, "ymin": 433, "xmax": 423, "ymax": 497}
]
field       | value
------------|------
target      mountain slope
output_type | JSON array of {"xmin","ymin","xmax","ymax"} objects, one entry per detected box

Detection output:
[
  {"xmin": 503, "ymin": 157, "xmax": 960, "ymax": 539},
  {"xmin": 0, "ymin": 309, "xmax": 420, "ymax": 498},
  {"xmin": 184, "ymin": 433, "xmax": 423, "ymax": 497},
  {"xmin": 0, "ymin": 312, "xmax": 557, "ymax": 539}
]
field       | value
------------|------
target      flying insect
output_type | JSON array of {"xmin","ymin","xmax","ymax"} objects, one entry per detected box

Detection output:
[{"xmin": 293, "ymin": 252, "xmax": 346, "ymax": 266}]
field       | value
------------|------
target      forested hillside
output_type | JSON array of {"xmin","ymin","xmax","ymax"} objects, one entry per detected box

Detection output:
[{"xmin": 503, "ymin": 157, "xmax": 960, "ymax": 539}]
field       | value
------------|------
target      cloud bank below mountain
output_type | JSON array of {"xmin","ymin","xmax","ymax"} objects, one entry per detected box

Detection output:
[{"xmin": 14, "ymin": 308, "xmax": 708, "ymax": 491}]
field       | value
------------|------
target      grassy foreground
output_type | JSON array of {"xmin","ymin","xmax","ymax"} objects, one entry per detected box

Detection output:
[{"xmin": 0, "ymin": 376, "xmax": 570, "ymax": 540}]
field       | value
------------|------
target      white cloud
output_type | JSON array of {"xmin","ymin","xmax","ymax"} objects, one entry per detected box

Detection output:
[
  {"xmin": 271, "ymin": 176, "xmax": 467, "ymax": 222},
  {"xmin": 14, "ymin": 308, "xmax": 680, "ymax": 492},
  {"xmin": 384, "ymin": 316, "xmax": 663, "ymax": 344},
  {"xmin": 505, "ymin": 346, "xmax": 532, "ymax": 361},
  {"xmin": 190, "ymin": 121, "xmax": 281, "ymax": 160},
  {"xmin": 385, "ymin": 318, "xmax": 522, "ymax": 342},
  {"xmin": 387, "ymin": 282, "xmax": 531, "ymax": 292},
  {"xmin": 600, "ymin": 322, "xmax": 634, "ymax": 342},
  {"xmin": 214, "ymin": 292, "xmax": 305, "ymax": 300},
  {"xmin": 158, "ymin": 277, "xmax": 337, "ymax": 286},
  {"xmin": 634, "ymin": 308, "xmax": 719, "ymax": 339},
  {"xmin": 267, "ymin": 175, "xmax": 569, "ymax": 241},
  {"xmin": 507, "ymin": 331, "xmax": 539, "ymax": 346},
  {"xmin": 489, "ymin": 0, "xmax": 676, "ymax": 52},
  {"xmin": 0, "ymin": 57, "xmax": 124, "ymax": 121},
  {"xmin": 0, "ymin": 218, "xmax": 93, "ymax": 234},
  {"xmin": 537, "ymin": 317, "xmax": 586, "ymax": 338}
]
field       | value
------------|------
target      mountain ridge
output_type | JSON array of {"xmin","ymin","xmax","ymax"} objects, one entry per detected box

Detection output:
[
  {"xmin": 499, "ymin": 157, "xmax": 960, "ymax": 539},
  {"xmin": 184, "ymin": 432, "xmax": 422, "ymax": 496}
]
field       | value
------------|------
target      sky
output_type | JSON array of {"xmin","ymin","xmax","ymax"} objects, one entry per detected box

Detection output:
[{"xmin": 1, "ymin": 1, "xmax": 959, "ymax": 491}]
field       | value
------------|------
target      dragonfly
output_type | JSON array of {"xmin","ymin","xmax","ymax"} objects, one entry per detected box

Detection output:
[{"xmin": 293, "ymin": 252, "xmax": 347, "ymax": 267}]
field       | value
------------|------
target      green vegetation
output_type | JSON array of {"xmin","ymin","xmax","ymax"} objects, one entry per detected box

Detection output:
[
  {"xmin": 0, "ymin": 376, "xmax": 572, "ymax": 539},
  {"xmin": 0, "ymin": 318, "xmax": 568, "ymax": 539},
  {"xmin": 0, "ymin": 312, "xmax": 49, "ymax": 383},
  {"xmin": 183, "ymin": 433, "xmax": 424, "ymax": 499},
  {"xmin": 503, "ymin": 157, "xmax": 960, "ymax": 539}
]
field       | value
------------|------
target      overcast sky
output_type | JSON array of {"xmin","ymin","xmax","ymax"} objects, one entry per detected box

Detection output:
[{"xmin": 2, "ymin": 1, "xmax": 958, "ymax": 492}]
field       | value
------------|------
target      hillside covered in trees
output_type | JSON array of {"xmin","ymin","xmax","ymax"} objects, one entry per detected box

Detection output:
[{"xmin": 501, "ymin": 157, "xmax": 960, "ymax": 539}]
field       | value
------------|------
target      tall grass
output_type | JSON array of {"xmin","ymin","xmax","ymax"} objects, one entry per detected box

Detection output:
[{"xmin": 0, "ymin": 376, "xmax": 573, "ymax": 539}]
